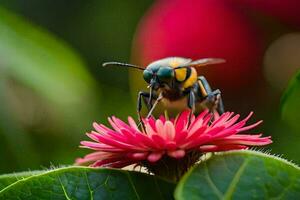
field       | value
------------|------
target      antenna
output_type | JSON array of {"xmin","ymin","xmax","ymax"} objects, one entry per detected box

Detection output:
[{"xmin": 102, "ymin": 62, "xmax": 144, "ymax": 70}]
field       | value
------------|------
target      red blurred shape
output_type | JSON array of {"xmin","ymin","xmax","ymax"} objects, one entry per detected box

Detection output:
[
  {"xmin": 236, "ymin": 0, "xmax": 300, "ymax": 28},
  {"xmin": 133, "ymin": 0, "xmax": 264, "ymax": 93}
]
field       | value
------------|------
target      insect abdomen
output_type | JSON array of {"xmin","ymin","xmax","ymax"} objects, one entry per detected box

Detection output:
[{"xmin": 175, "ymin": 67, "xmax": 197, "ymax": 89}]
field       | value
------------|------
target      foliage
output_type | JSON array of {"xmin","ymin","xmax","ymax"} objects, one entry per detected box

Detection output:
[
  {"xmin": 0, "ymin": 167, "xmax": 175, "ymax": 200},
  {"xmin": 0, "ymin": 6, "xmax": 100, "ymax": 171},
  {"xmin": 175, "ymin": 150, "xmax": 300, "ymax": 200},
  {"xmin": 281, "ymin": 69, "xmax": 300, "ymax": 132},
  {"xmin": 0, "ymin": 151, "xmax": 299, "ymax": 199}
]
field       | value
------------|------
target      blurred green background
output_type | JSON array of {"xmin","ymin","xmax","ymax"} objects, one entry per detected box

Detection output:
[{"xmin": 0, "ymin": 0, "xmax": 299, "ymax": 173}]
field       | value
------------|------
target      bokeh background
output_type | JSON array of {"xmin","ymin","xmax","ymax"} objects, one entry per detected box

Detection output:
[{"xmin": 0, "ymin": 0, "xmax": 299, "ymax": 173}]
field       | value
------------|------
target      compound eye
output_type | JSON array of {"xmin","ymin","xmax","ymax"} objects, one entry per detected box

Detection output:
[
  {"xmin": 143, "ymin": 70, "xmax": 152, "ymax": 83},
  {"xmin": 157, "ymin": 67, "xmax": 174, "ymax": 82}
]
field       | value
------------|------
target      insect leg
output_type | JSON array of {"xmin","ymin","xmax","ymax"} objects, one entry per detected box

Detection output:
[
  {"xmin": 137, "ymin": 91, "xmax": 150, "ymax": 130},
  {"xmin": 146, "ymin": 93, "xmax": 163, "ymax": 118},
  {"xmin": 141, "ymin": 94, "xmax": 153, "ymax": 110},
  {"xmin": 187, "ymin": 90, "xmax": 196, "ymax": 125},
  {"xmin": 137, "ymin": 91, "xmax": 158, "ymax": 130},
  {"xmin": 198, "ymin": 76, "xmax": 225, "ymax": 114},
  {"xmin": 216, "ymin": 94, "xmax": 225, "ymax": 114},
  {"xmin": 188, "ymin": 90, "xmax": 196, "ymax": 111}
]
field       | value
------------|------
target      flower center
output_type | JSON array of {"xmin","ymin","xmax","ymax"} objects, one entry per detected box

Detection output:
[{"xmin": 141, "ymin": 150, "xmax": 203, "ymax": 182}]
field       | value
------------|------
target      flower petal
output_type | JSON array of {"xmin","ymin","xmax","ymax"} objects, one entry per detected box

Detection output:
[
  {"xmin": 78, "ymin": 110, "xmax": 271, "ymax": 169},
  {"xmin": 163, "ymin": 121, "xmax": 176, "ymax": 140},
  {"xmin": 199, "ymin": 144, "xmax": 248, "ymax": 152},
  {"xmin": 148, "ymin": 152, "xmax": 163, "ymax": 162},
  {"xmin": 167, "ymin": 149, "xmax": 185, "ymax": 159}
]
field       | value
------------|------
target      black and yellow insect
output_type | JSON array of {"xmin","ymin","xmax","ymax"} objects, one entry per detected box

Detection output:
[{"xmin": 103, "ymin": 57, "xmax": 225, "ymax": 120}]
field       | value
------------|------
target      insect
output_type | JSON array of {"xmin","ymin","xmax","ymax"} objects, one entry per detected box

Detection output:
[{"xmin": 103, "ymin": 57, "xmax": 225, "ymax": 122}]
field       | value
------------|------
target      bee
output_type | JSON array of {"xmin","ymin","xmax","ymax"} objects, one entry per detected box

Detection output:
[{"xmin": 103, "ymin": 57, "xmax": 225, "ymax": 121}]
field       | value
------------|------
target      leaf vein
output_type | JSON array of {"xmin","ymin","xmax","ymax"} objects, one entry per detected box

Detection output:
[
  {"xmin": 204, "ymin": 163, "xmax": 223, "ymax": 199},
  {"xmin": 58, "ymin": 175, "xmax": 72, "ymax": 200},
  {"xmin": 126, "ymin": 173, "xmax": 141, "ymax": 200},
  {"xmin": 84, "ymin": 171, "xmax": 94, "ymax": 200},
  {"xmin": 223, "ymin": 158, "xmax": 249, "ymax": 199}
]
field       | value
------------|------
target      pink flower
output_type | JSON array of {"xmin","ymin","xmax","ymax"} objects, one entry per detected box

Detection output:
[{"xmin": 76, "ymin": 110, "xmax": 271, "ymax": 180}]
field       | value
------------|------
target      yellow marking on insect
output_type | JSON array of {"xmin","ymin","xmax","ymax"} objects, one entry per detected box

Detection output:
[
  {"xmin": 175, "ymin": 68, "xmax": 187, "ymax": 82},
  {"xmin": 183, "ymin": 68, "xmax": 197, "ymax": 88},
  {"xmin": 198, "ymin": 80, "xmax": 208, "ymax": 96}
]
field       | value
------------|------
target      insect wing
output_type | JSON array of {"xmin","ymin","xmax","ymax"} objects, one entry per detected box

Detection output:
[{"xmin": 184, "ymin": 58, "xmax": 225, "ymax": 68}]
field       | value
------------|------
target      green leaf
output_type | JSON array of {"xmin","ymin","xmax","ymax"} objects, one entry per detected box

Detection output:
[
  {"xmin": 0, "ymin": 6, "xmax": 101, "ymax": 169},
  {"xmin": 0, "ymin": 6, "xmax": 101, "ymax": 129},
  {"xmin": 0, "ymin": 170, "xmax": 44, "ymax": 191},
  {"xmin": 281, "ymin": 69, "xmax": 300, "ymax": 131},
  {"xmin": 0, "ymin": 167, "xmax": 175, "ymax": 200},
  {"xmin": 0, "ymin": 6, "xmax": 97, "ymax": 105},
  {"xmin": 175, "ymin": 150, "xmax": 300, "ymax": 200}
]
